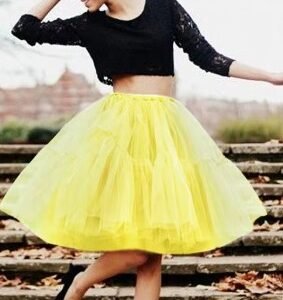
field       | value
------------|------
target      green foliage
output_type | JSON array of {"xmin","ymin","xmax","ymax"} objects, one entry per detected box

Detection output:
[
  {"xmin": 25, "ymin": 116, "xmax": 69, "ymax": 144},
  {"xmin": 216, "ymin": 116, "xmax": 283, "ymax": 143},
  {"xmin": 0, "ymin": 120, "xmax": 31, "ymax": 144},
  {"xmin": 0, "ymin": 117, "xmax": 70, "ymax": 144},
  {"xmin": 27, "ymin": 127, "xmax": 60, "ymax": 144}
]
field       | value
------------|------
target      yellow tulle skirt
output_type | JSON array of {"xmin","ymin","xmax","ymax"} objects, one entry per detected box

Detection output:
[{"xmin": 0, "ymin": 91, "xmax": 267, "ymax": 254}]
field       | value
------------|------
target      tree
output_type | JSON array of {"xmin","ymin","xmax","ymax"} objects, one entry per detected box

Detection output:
[{"xmin": 0, "ymin": 0, "xmax": 74, "ymax": 85}]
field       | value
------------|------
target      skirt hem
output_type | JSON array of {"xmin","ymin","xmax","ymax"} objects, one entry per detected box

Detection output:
[{"xmin": 1, "ymin": 205, "xmax": 267, "ymax": 255}]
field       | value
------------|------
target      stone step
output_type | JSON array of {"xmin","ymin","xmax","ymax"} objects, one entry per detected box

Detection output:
[
  {"xmin": 0, "ymin": 144, "xmax": 43, "ymax": 155},
  {"xmin": 1, "ymin": 203, "xmax": 283, "ymax": 219},
  {"xmin": 219, "ymin": 143, "xmax": 283, "ymax": 155},
  {"xmin": 219, "ymin": 143, "xmax": 283, "ymax": 162},
  {"xmin": 1, "ymin": 286, "xmax": 283, "ymax": 300},
  {"xmin": 0, "ymin": 182, "xmax": 282, "ymax": 199},
  {"xmin": 236, "ymin": 161, "xmax": 283, "ymax": 175},
  {"xmin": 1, "ymin": 229, "xmax": 283, "ymax": 247},
  {"xmin": 1, "ymin": 254, "xmax": 283, "ymax": 274},
  {"xmin": 0, "ymin": 183, "xmax": 11, "ymax": 197},
  {"xmin": 1, "ymin": 161, "xmax": 282, "ymax": 177},
  {"xmin": 266, "ymin": 205, "xmax": 283, "ymax": 218},
  {"xmin": 252, "ymin": 183, "xmax": 283, "ymax": 197},
  {"xmin": 0, "ymin": 163, "xmax": 27, "ymax": 175},
  {"xmin": 1, "ymin": 143, "xmax": 282, "ymax": 154},
  {"xmin": 0, "ymin": 202, "xmax": 281, "ymax": 221},
  {"xmin": 1, "ymin": 143, "xmax": 283, "ymax": 163}
]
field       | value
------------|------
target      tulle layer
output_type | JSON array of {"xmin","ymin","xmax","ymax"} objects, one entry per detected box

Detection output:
[{"xmin": 0, "ymin": 92, "xmax": 267, "ymax": 254}]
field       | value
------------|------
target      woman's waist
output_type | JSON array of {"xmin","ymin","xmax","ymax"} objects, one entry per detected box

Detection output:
[{"xmin": 111, "ymin": 74, "xmax": 175, "ymax": 98}]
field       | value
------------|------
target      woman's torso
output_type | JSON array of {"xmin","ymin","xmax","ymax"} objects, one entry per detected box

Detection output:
[
  {"xmin": 84, "ymin": 0, "xmax": 175, "ymax": 94},
  {"xmin": 99, "ymin": 0, "xmax": 174, "ymax": 97},
  {"xmin": 111, "ymin": 74, "xmax": 175, "ymax": 97}
]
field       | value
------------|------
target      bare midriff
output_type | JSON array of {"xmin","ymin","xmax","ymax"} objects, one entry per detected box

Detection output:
[{"xmin": 111, "ymin": 74, "xmax": 175, "ymax": 97}]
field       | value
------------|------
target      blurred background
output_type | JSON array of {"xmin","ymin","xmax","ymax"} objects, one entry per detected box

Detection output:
[{"xmin": 0, "ymin": 0, "xmax": 283, "ymax": 144}]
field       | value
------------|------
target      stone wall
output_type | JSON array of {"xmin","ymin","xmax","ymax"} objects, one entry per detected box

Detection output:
[{"xmin": 0, "ymin": 68, "xmax": 103, "ymax": 122}]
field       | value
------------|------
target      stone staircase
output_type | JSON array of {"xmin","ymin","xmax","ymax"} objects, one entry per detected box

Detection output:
[{"xmin": 0, "ymin": 143, "xmax": 282, "ymax": 299}]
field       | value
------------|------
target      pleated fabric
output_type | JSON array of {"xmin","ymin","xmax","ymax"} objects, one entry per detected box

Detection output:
[{"xmin": 0, "ymin": 92, "xmax": 268, "ymax": 254}]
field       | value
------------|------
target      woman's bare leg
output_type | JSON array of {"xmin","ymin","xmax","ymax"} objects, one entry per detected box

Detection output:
[
  {"xmin": 134, "ymin": 254, "xmax": 163, "ymax": 300},
  {"xmin": 64, "ymin": 250, "xmax": 151, "ymax": 300}
]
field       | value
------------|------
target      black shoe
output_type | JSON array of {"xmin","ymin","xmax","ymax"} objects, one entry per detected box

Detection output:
[{"xmin": 55, "ymin": 263, "xmax": 85, "ymax": 300}]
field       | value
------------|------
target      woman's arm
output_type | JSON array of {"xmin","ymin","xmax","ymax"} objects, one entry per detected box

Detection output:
[
  {"xmin": 27, "ymin": 0, "xmax": 60, "ymax": 20},
  {"xmin": 229, "ymin": 61, "xmax": 283, "ymax": 85},
  {"xmin": 171, "ymin": 0, "xmax": 283, "ymax": 86},
  {"xmin": 171, "ymin": 0, "xmax": 235, "ymax": 77},
  {"xmin": 11, "ymin": 0, "xmax": 88, "ymax": 47}
]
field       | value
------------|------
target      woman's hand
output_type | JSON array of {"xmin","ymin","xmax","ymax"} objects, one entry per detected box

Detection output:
[
  {"xmin": 267, "ymin": 72, "xmax": 283, "ymax": 86},
  {"xmin": 228, "ymin": 61, "xmax": 283, "ymax": 86}
]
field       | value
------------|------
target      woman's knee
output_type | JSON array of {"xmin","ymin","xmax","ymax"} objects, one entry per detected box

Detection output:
[
  {"xmin": 138, "ymin": 253, "xmax": 162, "ymax": 273},
  {"xmin": 126, "ymin": 250, "xmax": 151, "ymax": 267}
]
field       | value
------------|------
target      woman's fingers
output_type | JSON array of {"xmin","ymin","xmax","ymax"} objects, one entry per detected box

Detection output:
[{"xmin": 269, "ymin": 72, "xmax": 283, "ymax": 86}]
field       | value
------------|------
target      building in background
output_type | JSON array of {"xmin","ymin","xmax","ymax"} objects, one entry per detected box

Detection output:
[{"xmin": 0, "ymin": 67, "xmax": 103, "ymax": 122}]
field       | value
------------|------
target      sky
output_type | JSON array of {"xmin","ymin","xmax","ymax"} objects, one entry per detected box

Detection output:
[{"xmin": 0, "ymin": 0, "xmax": 283, "ymax": 103}]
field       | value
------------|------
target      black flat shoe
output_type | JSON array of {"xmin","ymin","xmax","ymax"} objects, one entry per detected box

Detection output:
[{"xmin": 55, "ymin": 263, "xmax": 85, "ymax": 300}]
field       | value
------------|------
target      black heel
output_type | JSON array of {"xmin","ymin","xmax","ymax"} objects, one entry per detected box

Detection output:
[{"xmin": 55, "ymin": 263, "xmax": 85, "ymax": 300}]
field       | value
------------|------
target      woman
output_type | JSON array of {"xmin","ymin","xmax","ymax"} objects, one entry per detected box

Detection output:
[{"xmin": 1, "ymin": 0, "xmax": 282, "ymax": 299}]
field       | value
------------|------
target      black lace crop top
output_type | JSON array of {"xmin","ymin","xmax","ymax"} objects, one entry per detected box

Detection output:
[{"xmin": 11, "ymin": 0, "xmax": 236, "ymax": 86}]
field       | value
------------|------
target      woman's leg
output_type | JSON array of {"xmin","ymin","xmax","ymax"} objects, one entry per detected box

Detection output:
[
  {"xmin": 64, "ymin": 250, "xmax": 151, "ymax": 300},
  {"xmin": 134, "ymin": 253, "xmax": 163, "ymax": 300}
]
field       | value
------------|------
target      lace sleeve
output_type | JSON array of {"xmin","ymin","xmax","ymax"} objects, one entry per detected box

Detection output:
[
  {"xmin": 11, "ymin": 12, "xmax": 88, "ymax": 47},
  {"xmin": 171, "ymin": 0, "xmax": 235, "ymax": 77}
]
